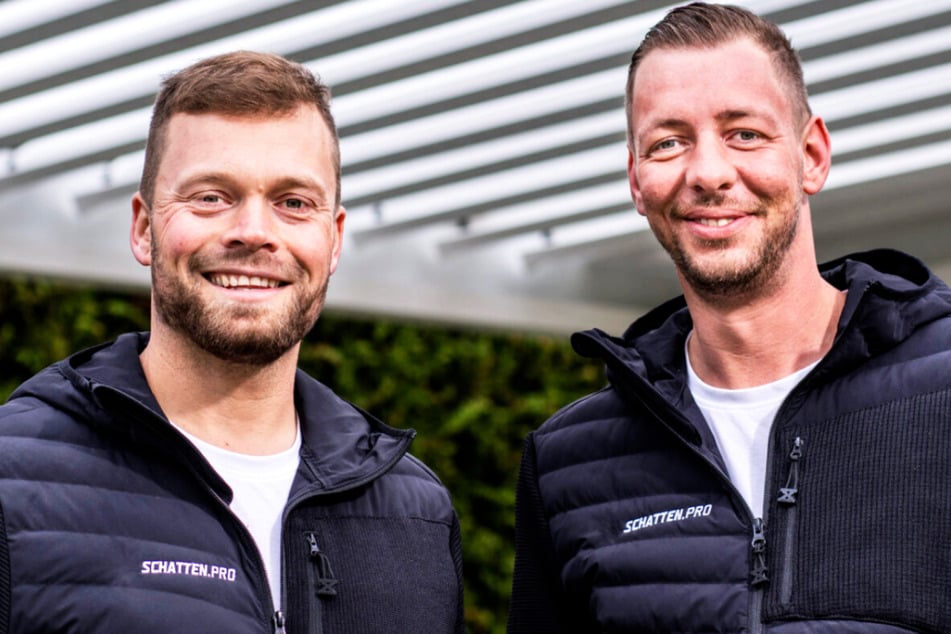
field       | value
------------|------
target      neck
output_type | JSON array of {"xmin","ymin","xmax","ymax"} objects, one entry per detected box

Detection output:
[
  {"xmin": 140, "ymin": 325, "xmax": 299, "ymax": 455},
  {"xmin": 684, "ymin": 260, "xmax": 845, "ymax": 389}
]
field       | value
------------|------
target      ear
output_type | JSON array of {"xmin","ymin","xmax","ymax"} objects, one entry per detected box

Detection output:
[
  {"xmin": 328, "ymin": 206, "xmax": 346, "ymax": 275},
  {"xmin": 130, "ymin": 192, "xmax": 153, "ymax": 266},
  {"xmin": 800, "ymin": 115, "xmax": 832, "ymax": 195},
  {"xmin": 627, "ymin": 147, "xmax": 647, "ymax": 216}
]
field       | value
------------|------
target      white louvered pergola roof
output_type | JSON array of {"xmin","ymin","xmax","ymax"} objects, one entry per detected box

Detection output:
[{"xmin": 1, "ymin": 0, "xmax": 949, "ymax": 334}]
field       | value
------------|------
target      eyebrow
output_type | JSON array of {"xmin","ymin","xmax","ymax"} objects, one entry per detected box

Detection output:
[
  {"xmin": 177, "ymin": 172, "xmax": 333, "ymax": 205},
  {"xmin": 715, "ymin": 109, "xmax": 773, "ymax": 123},
  {"xmin": 644, "ymin": 117, "xmax": 689, "ymax": 131},
  {"xmin": 270, "ymin": 177, "xmax": 333, "ymax": 205},
  {"xmin": 640, "ymin": 108, "xmax": 779, "ymax": 135},
  {"xmin": 634, "ymin": 118, "xmax": 689, "ymax": 151}
]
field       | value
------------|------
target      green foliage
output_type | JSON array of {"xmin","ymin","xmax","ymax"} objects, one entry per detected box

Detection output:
[
  {"xmin": 300, "ymin": 319, "xmax": 603, "ymax": 631},
  {"xmin": 0, "ymin": 277, "xmax": 150, "ymax": 397},
  {"xmin": 0, "ymin": 276, "xmax": 606, "ymax": 633}
]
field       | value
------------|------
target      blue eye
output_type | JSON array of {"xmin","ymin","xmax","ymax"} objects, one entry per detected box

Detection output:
[{"xmin": 648, "ymin": 138, "xmax": 681, "ymax": 156}]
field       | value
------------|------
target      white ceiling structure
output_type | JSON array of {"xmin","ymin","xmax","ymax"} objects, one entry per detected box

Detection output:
[{"xmin": 1, "ymin": 0, "xmax": 949, "ymax": 334}]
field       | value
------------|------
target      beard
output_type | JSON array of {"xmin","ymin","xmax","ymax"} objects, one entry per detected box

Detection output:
[
  {"xmin": 150, "ymin": 246, "xmax": 326, "ymax": 366},
  {"xmin": 655, "ymin": 188, "xmax": 801, "ymax": 300}
]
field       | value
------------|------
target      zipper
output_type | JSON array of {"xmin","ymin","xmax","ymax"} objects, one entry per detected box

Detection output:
[
  {"xmin": 306, "ymin": 531, "xmax": 339, "ymax": 598},
  {"xmin": 94, "ymin": 386, "xmax": 280, "ymax": 631},
  {"xmin": 595, "ymin": 350, "xmax": 767, "ymax": 634},
  {"xmin": 750, "ymin": 347, "xmax": 829, "ymax": 632},
  {"xmin": 299, "ymin": 531, "xmax": 339, "ymax": 634},
  {"xmin": 748, "ymin": 516, "xmax": 767, "ymax": 634},
  {"xmin": 195, "ymin": 468, "xmax": 278, "ymax": 632},
  {"xmin": 749, "ymin": 424, "xmax": 800, "ymax": 633},
  {"xmin": 753, "ymin": 371, "xmax": 817, "ymax": 631},
  {"xmin": 752, "ymin": 436, "xmax": 804, "ymax": 632},
  {"xmin": 750, "ymin": 517, "xmax": 769, "ymax": 588},
  {"xmin": 778, "ymin": 436, "xmax": 803, "ymax": 605},
  {"xmin": 272, "ymin": 610, "xmax": 286, "ymax": 634},
  {"xmin": 271, "ymin": 434, "xmax": 409, "ymax": 633},
  {"xmin": 609, "ymin": 362, "xmax": 771, "ymax": 634},
  {"xmin": 175, "ymin": 440, "xmax": 277, "ymax": 632}
]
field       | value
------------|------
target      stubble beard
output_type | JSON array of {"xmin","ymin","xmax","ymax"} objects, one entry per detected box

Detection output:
[
  {"xmin": 151, "ymin": 247, "xmax": 326, "ymax": 366},
  {"xmin": 659, "ymin": 189, "xmax": 801, "ymax": 301}
]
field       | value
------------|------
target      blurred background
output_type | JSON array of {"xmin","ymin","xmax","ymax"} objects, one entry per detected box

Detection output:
[{"xmin": 2, "ymin": 1, "xmax": 950, "ymax": 631}]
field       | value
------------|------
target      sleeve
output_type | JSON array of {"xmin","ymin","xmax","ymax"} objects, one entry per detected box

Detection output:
[
  {"xmin": 0, "ymin": 499, "xmax": 10, "ymax": 631},
  {"xmin": 449, "ymin": 510, "xmax": 465, "ymax": 634},
  {"xmin": 506, "ymin": 433, "xmax": 578, "ymax": 634}
]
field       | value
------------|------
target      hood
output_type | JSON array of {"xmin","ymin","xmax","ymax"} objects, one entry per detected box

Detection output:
[
  {"xmin": 571, "ymin": 291, "xmax": 692, "ymax": 413},
  {"xmin": 292, "ymin": 369, "xmax": 415, "ymax": 495},
  {"xmin": 821, "ymin": 249, "xmax": 951, "ymax": 356},
  {"xmin": 9, "ymin": 332, "xmax": 161, "ymax": 433},
  {"xmin": 9, "ymin": 331, "xmax": 414, "ymax": 496},
  {"xmin": 573, "ymin": 248, "xmax": 951, "ymax": 376}
]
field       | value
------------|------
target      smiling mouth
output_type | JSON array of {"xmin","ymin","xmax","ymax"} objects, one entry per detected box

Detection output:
[
  {"xmin": 696, "ymin": 218, "xmax": 734, "ymax": 228},
  {"xmin": 207, "ymin": 274, "xmax": 284, "ymax": 289}
]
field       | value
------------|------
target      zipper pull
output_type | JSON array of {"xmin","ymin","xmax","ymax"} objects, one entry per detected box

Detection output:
[
  {"xmin": 273, "ymin": 610, "xmax": 286, "ymax": 634},
  {"xmin": 777, "ymin": 437, "xmax": 803, "ymax": 505},
  {"xmin": 307, "ymin": 531, "xmax": 320, "ymax": 557},
  {"xmin": 750, "ymin": 517, "xmax": 769, "ymax": 587},
  {"xmin": 306, "ymin": 531, "xmax": 339, "ymax": 597}
]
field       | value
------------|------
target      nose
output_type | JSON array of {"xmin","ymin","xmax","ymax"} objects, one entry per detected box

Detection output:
[
  {"xmin": 222, "ymin": 197, "xmax": 278, "ymax": 252},
  {"xmin": 685, "ymin": 135, "xmax": 737, "ymax": 194}
]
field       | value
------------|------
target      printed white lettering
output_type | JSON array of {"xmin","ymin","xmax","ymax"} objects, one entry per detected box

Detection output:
[
  {"xmin": 140, "ymin": 560, "xmax": 237, "ymax": 582},
  {"xmin": 621, "ymin": 504, "xmax": 714, "ymax": 534}
]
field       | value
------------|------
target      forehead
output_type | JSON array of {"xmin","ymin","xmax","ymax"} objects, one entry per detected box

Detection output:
[
  {"xmin": 158, "ymin": 106, "xmax": 336, "ymax": 180},
  {"xmin": 163, "ymin": 106, "xmax": 331, "ymax": 150},
  {"xmin": 631, "ymin": 38, "xmax": 791, "ymax": 125}
]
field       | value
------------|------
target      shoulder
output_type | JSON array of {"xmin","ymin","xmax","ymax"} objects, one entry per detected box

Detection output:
[
  {"xmin": 0, "ymin": 365, "xmax": 84, "ymax": 441},
  {"xmin": 534, "ymin": 385, "xmax": 627, "ymax": 442},
  {"xmin": 528, "ymin": 385, "xmax": 635, "ymax": 472},
  {"xmin": 382, "ymin": 452, "xmax": 456, "ymax": 522}
]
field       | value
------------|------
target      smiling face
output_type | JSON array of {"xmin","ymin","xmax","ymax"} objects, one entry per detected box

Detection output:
[
  {"xmin": 627, "ymin": 38, "xmax": 829, "ymax": 301},
  {"xmin": 130, "ymin": 105, "xmax": 345, "ymax": 365}
]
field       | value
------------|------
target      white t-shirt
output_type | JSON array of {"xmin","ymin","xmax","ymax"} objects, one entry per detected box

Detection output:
[
  {"xmin": 686, "ymin": 343, "xmax": 816, "ymax": 518},
  {"xmin": 174, "ymin": 423, "xmax": 301, "ymax": 606}
]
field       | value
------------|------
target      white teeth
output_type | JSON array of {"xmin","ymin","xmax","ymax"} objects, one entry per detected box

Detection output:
[
  {"xmin": 210, "ymin": 274, "xmax": 279, "ymax": 288},
  {"xmin": 698, "ymin": 218, "xmax": 731, "ymax": 227},
  {"xmin": 248, "ymin": 276, "xmax": 279, "ymax": 288}
]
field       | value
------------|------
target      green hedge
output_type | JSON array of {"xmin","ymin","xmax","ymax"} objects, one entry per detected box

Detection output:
[{"xmin": 0, "ymin": 276, "xmax": 606, "ymax": 633}]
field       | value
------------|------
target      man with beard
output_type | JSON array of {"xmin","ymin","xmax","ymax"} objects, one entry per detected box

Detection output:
[
  {"xmin": 508, "ymin": 3, "xmax": 951, "ymax": 633},
  {"xmin": 0, "ymin": 51, "xmax": 463, "ymax": 634}
]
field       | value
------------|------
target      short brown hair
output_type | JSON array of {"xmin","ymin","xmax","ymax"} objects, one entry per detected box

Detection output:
[
  {"xmin": 139, "ymin": 50, "xmax": 340, "ymax": 208},
  {"xmin": 625, "ymin": 2, "xmax": 810, "ymax": 147}
]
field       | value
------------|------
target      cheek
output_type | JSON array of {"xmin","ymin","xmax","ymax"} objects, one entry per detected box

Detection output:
[
  {"xmin": 635, "ymin": 171, "xmax": 679, "ymax": 213},
  {"xmin": 290, "ymin": 229, "xmax": 337, "ymax": 270},
  {"xmin": 742, "ymin": 171, "xmax": 796, "ymax": 204},
  {"xmin": 161, "ymin": 231, "xmax": 196, "ymax": 256},
  {"xmin": 737, "ymin": 153, "xmax": 801, "ymax": 196},
  {"xmin": 154, "ymin": 223, "xmax": 209, "ymax": 266}
]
